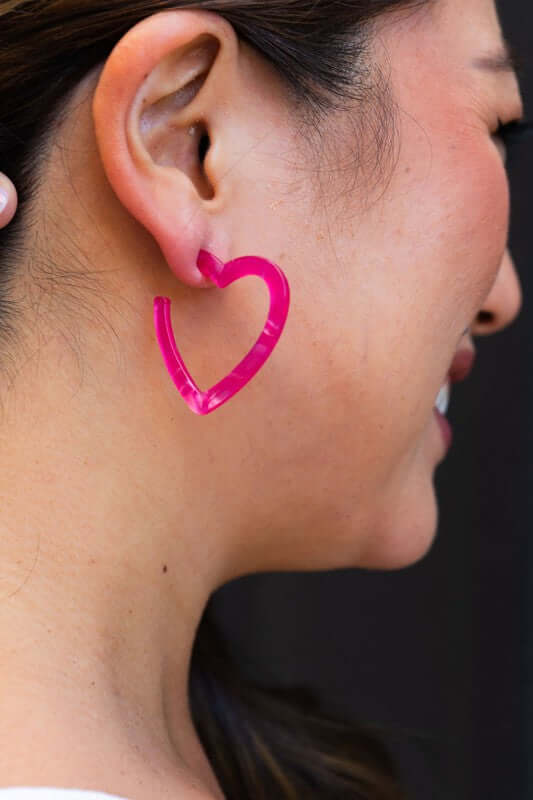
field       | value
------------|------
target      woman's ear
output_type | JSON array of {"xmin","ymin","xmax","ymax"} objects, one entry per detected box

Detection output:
[{"xmin": 92, "ymin": 10, "xmax": 242, "ymax": 288}]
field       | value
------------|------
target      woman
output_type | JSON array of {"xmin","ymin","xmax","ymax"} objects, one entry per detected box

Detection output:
[{"xmin": 0, "ymin": 0, "xmax": 527, "ymax": 798}]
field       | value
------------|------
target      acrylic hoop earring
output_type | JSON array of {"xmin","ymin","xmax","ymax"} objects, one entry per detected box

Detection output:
[{"xmin": 154, "ymin": 250, "xmax": 291, "ymax": 415}]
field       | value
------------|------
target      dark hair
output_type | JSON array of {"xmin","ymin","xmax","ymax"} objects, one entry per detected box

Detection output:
[{"xmin": 0, "ymin": 0, "xmax": 432, "ymax": 796}]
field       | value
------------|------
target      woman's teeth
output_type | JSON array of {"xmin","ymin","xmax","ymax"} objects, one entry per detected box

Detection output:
[{"xmin": 435, "ymin": 380, "xmax": 451, "ymax": 415}]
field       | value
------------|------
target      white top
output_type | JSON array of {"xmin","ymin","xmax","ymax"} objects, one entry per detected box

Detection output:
[{"xmin": 0, "ymin": 791, "xmax": 129, "ymax": 799}]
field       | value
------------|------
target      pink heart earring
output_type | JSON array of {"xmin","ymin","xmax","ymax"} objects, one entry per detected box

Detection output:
[{"xmin": 154, "ymin": 250, "xmax": 291, "ymax": 415}]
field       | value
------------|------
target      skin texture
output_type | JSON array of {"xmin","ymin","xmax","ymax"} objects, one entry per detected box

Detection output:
[{"xmin": 0, "ymin": 0, "xmax": 524, "ymax": 797}]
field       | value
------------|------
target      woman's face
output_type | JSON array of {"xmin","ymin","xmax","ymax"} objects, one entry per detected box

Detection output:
[
  {"xmin": 47, "ymin": 0, "xmax": 522, "ymax": 581},
  {"xmin": 188, "ymin": 0, "xmax": 523, "ymax": 575}
]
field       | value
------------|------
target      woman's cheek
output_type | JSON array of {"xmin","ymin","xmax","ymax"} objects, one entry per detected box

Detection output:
[{"xmin": 442, "ymin": 141, "xmax": 511, "ymax": 320}]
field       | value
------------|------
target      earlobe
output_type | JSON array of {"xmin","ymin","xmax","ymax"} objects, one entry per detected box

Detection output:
[{"xmin": 92, "ymin": 10, "xmax": 239, "ymax": 288}]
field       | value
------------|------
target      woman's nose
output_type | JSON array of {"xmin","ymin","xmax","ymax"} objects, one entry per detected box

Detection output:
[{"xmin": 471, "ymin": 249, "xmax": 523, "ymax": 336}]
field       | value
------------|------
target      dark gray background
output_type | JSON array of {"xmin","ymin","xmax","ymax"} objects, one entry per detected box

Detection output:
[{"xmin": 210, "ymin": 3, "xmax": 533, "ymax": 799}]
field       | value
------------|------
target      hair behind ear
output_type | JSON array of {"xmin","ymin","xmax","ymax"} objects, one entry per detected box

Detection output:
[{"xmin": 190, "ymin": 602, "xmax": 409, "ymax": 800}]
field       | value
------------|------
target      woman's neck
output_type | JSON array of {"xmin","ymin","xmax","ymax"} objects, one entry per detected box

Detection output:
[{"xmin": 0, "ymin": 358, "xmax": 226, "ymax": 799}]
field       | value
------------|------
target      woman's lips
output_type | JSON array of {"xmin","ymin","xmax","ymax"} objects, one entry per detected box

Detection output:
[
  {"xmin": 434, "ymin": 407, "xmax": 452, "ymax": 450},
  {"xmin": 448, "ymin": 348, "xmax": 476, "ymax": 384},
  {"xmin": 434, "ymin": 345, "xmax": 476, "ymax": 452}
]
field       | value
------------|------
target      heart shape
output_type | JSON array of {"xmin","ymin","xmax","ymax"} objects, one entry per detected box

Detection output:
[{"xmin": 154, "ymin": 250, "xmax": 291, "ymax": 415}]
